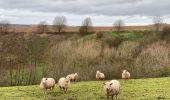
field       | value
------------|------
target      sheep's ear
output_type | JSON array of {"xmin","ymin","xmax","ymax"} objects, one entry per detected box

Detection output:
[
  {"xmin": 110, "ymin": 83, "xmax": 113, "ymax": 85},
  {"xmin": 103, "ymin": 82, "xmax": 106, "ymax": 85}
]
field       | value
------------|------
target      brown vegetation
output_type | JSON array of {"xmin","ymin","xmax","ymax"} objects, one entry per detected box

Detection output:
[{"xmin": 0, "ymin": 28, "xmax": 170, "ymax": 86}]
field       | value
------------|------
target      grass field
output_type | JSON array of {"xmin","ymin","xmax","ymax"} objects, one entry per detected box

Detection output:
[{"xmin": 0, "ymin": 77, "xmax": 170, "ymax": 100}]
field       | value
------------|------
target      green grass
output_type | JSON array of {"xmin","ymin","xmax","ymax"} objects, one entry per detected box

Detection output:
[
  {"xmin": 105, "ymin": 31, "xmax": 153, "ymax": 41},
  {"xmin": 0, "ymin": 77, "xmax": 170, "ymax": 100}
]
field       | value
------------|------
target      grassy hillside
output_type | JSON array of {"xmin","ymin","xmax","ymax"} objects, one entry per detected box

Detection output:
[{"xmin": 0, "ymin": 77, "xmax": 170, "ymax": 100}]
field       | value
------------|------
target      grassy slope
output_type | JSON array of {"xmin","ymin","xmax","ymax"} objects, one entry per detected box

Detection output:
[{"xmin": 0, "ymin": 77, "xmax": 170, "ymax": 100}]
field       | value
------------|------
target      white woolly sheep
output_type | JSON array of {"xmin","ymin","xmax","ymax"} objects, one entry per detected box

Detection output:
[
  {"xmin": 96, "ymin": 70, "xmax": 105, "ymax": 80},
  {"xmin": 40, "ymin": 78, "xmax": 55, "ymax": 91},
  {"xmin": 103, "ymin": 80, "xmax": 121, "ymax": 100},
  {"xmin": 66, "ymin": 73, "xmax": 78, "ymax": 82},
  {"xmin": 122, "ymin": 70, "xmax": 131, "ymax": 80},
  {"xmin": 58, "ymin": 77, "xmax": 71, "ymax": 93}
]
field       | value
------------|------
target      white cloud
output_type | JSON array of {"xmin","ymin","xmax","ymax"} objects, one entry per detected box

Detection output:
[{"xmin": 0, "ymin": 0, "xmax": 170, "ymax": 25}]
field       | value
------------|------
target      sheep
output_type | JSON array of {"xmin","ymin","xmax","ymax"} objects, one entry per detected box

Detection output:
[
  {"xmin": 40, "ymin": 78, "xmax": 55, "ymax": 91},
  {"xmin": 58, "ymin": 77, "xmax": 71, "ymax": 93},
  {"xmin": 122, "ymin": 70, "xmax": 131, "ymax": 81},
  {"xmin": 103, "ymin": 80, "xmax": 121, "ymax": 100},
  {"xmin": 96, "ymin": 70, "xmax": 105, "ymax": 80},
  {"xmin": 66, "ymin": 73, "xmax": 78, "ymax": 82}
]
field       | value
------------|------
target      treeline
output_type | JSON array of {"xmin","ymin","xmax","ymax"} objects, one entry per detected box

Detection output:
[
  {"xmin": 0, "ymin": 16, "xmax": 169, "ymax": 35},
  {"xmin": 0, "ymin": 16, "xmax": 170, "ymax": 86},
  {"xmin": 0, "ymin": 33, "xmax": 49, "ymax": 86}
]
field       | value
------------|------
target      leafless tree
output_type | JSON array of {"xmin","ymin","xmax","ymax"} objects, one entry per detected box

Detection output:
[
  {"xmin": 53, "ymin": 16, "xmax": 67, "ymax": 33},
  {"xmin": 37, "ymin": 21, "xmax": 48, "ymax": 34},
  {"xmin": 79, "ymin": 17, "xmax": 93, "ymax": 33},
  {"xmin": 153, "ymin": 16, "xmax": 163, "ymax": 33},
  {"xmin": 114, "ymin": 19, "xmax": 124, "ymax": 32},
  {"xmin": 0, "ymin": 20, "xmax": 10, "ymax": 34}
]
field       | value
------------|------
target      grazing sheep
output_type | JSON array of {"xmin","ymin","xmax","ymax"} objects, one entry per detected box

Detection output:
[
  {"xmin": 40, "ymin": 78, "xmax": 55, "ymax": 91},
  {"xmin": 122, "ymin": 70, "xmax": 131, "ymax": 80},
  {"xmin": 58, "ymin": 77, "xmax": 71, "ymax": 93},
  {"xmin": 96, "ymin": 70, "xmax": 105, "ymax": 80},
  {"xmin": 103, "ymin": 80, "xmax": 121, "ymax": 100},
  {"xmin": 66, "ymin": 73, "xmax": 78, "ymax": 82}
]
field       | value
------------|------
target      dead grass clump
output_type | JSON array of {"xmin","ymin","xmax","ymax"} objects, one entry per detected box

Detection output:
[{"xmin": 135, "ymin": 41, "xmax": 170, "ymax": 77}]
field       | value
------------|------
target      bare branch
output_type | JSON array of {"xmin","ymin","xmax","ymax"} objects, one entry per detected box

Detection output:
[
  {"xmin": 53, "ymin": 16, "xmax": 67, "ymax": 33},
  {"xmin": 114, "ymin": 19, "xmax": 124, "ymax": 33},
  {"xmin": 153, "ymin": 16, "xmax": 163, "ymax": 32},
  {"xmin": 0, "ymin": 20, "xmax": 10, "ymax": 34},
  {"xmin": 37, "ymin": 21, "xmax": 48, "ymax": 34},
  {"xmin": 79, "ymin": 17, "xmax": 93, "ymax": 33}
]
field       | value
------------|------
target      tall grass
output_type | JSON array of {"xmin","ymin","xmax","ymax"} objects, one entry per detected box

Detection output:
[
  {"xmin": 0, "ymin": 32, "xmax": 170, "ymax": 86},
  {"xmin": 48, "ymin": 35, "xmax": 170, "ymax": 81}
]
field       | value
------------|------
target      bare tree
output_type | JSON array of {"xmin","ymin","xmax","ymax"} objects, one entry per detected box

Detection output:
[
  {"xmin": 0, "ymin": 20, "xmax": 10, "ymax": 34},
  {"xmin": 114, "ymin": 19, "xmax": 124, "ymax": 32},
  {"xmin": 37, "ymin": 21, "xmax": 48, "ymax": 34},
  {"xmin": 153, "ymin": 16, "xmax": 163, "ymax": 33},
  {"xmin": 53, "ymin": 16, "xmax": 67, "ymax": 33},
  {"xmin": 79, "ymin": 17, "xmax": 93, "ymax": 33}
]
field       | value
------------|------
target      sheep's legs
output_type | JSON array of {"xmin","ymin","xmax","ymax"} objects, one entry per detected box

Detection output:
[
  {"xmin": 59, "ymin": 86, "xmax": 62, "ymax": 90},
  {"xmin": 107, "ymin": 96, "xmax": 109, "ymax": 99},
  {"xmin": 116, "ymin": 95, "xmax": 118, "ymax": 99},
  {"xmin": 111, "ymin": 96, "xmax": 114, "ymax": 100},
  {"xmin": 65, "ymin": 88, "xmax": 67, "ymax": 93},
  {"xmin": 52, "ymin": 85, "xmax": 54, "ymax": 90}
]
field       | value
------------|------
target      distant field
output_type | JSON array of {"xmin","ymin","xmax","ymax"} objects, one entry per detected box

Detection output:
[
  {"xmin": 0, "ymin": 77, "xmax": 170, "ymax": 100},
  {"xmin": 8, "ymin": 25, "xmax": 153, "ymax": 33}
]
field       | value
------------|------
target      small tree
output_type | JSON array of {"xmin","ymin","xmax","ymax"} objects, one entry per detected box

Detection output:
[
  {"xmin": 0, "ymin": 20, "xmax": 10, "ymax": 34},
  {"xmin": 161, "ymin": 25, "xmax": 170, "ymax": 40},
  {"xmin": 114, "ymin": 19, "xmax": 124, "ymax": 33},
  {"xmin": 79, "ymin": 17, "xmax": 93, "ymax": 34},
  {"xmin": 153, "ymin": 16, "xmax": 163, "ymax": 33},
  {"xmin": 53, "ymin": 16, "xmax": 66, "ymax": 33},
  {"xmin": 37, "ymin": 21, "xmax": 48, "ymax": 34}
]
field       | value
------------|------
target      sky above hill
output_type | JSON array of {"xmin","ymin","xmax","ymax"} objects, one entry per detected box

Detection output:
[{"xmin": 0, "ymin": 0, "xmax": 170, "ymax": 26}]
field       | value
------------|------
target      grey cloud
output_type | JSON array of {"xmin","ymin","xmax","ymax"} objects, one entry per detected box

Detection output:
[{"xmin": 0, "ymin": 0, "xmax": 170, "ymax": 16}]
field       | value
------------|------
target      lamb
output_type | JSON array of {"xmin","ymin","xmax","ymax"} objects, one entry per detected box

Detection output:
[
  {"xmin": 58, "ymin": 77, "xmax": 71, "ymax": 93},
  {"xmin": 122, "ymin": 70, "xmax": 131, "ymax": 80},
  {"xmin": 40, "ymin": 78, "xmax": 55, "ymax": 91},
  {"xmin": 66, "ymin": 73, "xmax": 78, "ymax": 82},
  {"xmin": 103, "ymin": 80, "xmax": 121, "ymax": 100},
  {"xmin": 96, "ymin": 70, "xmax": 105, "ymax": 80}
]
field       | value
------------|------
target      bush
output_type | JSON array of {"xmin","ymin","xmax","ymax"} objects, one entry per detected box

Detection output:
[
  {"xmin": 105, "ymin": 36, "xmax": 125, "ymax": 48},
  {"xmin": 95, "ymin": 31, "xmax": 103, "ymax": 38},
  {"xmin": 135, "ymin": 41, "xmax": 170, "ymax": 78},
  {"xmin": 161, "ymin": 26, "xmax": 170, "ymax": 41}
]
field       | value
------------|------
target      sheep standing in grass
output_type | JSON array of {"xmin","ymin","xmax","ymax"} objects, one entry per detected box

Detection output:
[
  {"xmin": 96, "ymin": 70, "xmax": 105, "ymax": 80},
  {"xmin": 58, "ymin": 77, "xmax": 71, "ymax": 93},
  {"xmin": 66, "ymin": 73, "xmax": 78, "ymax": 82},
  {"xmin": 122, "ymin": 70, "xmax": 131, "ymax": 80},
  {"xmin": 40, "ymin": 78, "xmax": 55, "ymax": 91},
  {"xmin": 103, "ymin": 80, "xmax": 121, "ymax": 100}
]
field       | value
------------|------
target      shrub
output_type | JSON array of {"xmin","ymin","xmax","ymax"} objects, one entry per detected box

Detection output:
[
  {"xmin": 105, "ymin": 36, "xmax": 125, "ymax": 48},
  {"xmin": 95, "ymin": 31, "xmax": 103, "ymax": 38},
  {"xmin": 135, "ymin": 41, "xmax": 170, "ymax": 78},
  {"xmin": 161, "ymin": 26, "xmax": 170, "ymax": 41}
]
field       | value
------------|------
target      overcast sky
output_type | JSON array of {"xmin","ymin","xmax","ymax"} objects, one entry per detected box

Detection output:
[{"xmin": 0, "ymin": 0, "xmax": 170, "ymax": 26}]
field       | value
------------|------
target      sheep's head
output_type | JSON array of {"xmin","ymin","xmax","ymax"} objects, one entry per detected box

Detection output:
[
  {"xmin": 104, "ymin": 82, "xmax": 113, "ymax": 94},
  {"xmin": 74, "ymin": 73, "xmax": 78, "ymax": 77},
  {"xmin": 42, "ymin": 78, "xmax": 48, "ymax": 84},
  {"xmin": 123, "ymin": 70, "xmax": 127, "ymax": 73},
  {"xmin": 66, "ymin": 75, "xmax": 71, "ymax": 80},
  {"xmin": 96, "ymin": 70, "xmax": 100, "ymax": 74},
  {"xmin": 65, "ymin": 77, "xmax": 71, "ymax": 83}
]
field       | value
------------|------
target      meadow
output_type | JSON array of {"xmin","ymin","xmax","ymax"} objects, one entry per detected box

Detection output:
[
  {"xmin": 0, "ymin": 77, "xmax": 170, "ymax": 100},
  {"xmin": 0, "ymin": 29, "xmax": 170, "ymax": 100}
]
